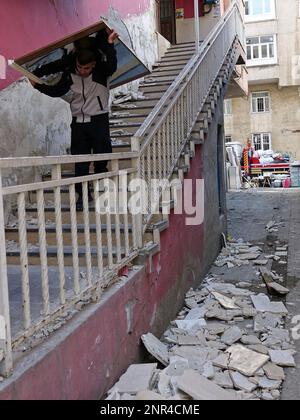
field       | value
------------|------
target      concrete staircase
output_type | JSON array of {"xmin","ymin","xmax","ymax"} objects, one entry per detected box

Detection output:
[{"xmin": 5, "ymin": 42, "xmax": 198, "ymax": 268}]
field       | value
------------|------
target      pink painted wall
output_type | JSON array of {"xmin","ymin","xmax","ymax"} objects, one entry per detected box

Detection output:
[
  {"xmin": 176, "ymin": 0, "xmax": 205, "ymax": 18},
  {"xmin": 0, "ymin": 0, "xmax": 150, "ymax": 89}
]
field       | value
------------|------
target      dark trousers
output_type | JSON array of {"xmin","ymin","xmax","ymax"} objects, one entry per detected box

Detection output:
[{"xmin": 71, "ymin": 114, "xmax": 112, "ymax": 197}]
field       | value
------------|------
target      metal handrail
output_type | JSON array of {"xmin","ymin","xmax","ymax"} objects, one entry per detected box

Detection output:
[{"xmin": 133, "ymin": 1, "xmax": 244, "ymax": 147}]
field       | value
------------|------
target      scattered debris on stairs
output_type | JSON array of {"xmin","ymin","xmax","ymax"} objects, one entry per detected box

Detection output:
[{"xmin": 106, "ymin": 239, "xmax": 295, "ymax": 401}]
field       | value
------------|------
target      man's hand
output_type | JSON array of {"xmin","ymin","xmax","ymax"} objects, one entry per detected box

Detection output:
[{"xmin": 107, "ymin": 30, "xmax": 119, "ymax": 44}]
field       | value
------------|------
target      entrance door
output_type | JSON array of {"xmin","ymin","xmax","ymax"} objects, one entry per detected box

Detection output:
[{"xmin": 159, "ymin": 0, "xmax": 176, "ymax": 44}]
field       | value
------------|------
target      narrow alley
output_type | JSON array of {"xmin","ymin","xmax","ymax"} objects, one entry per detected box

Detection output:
[{"xmin": 106, "ymin": 189, "xmax": 300, "ymax": 401}]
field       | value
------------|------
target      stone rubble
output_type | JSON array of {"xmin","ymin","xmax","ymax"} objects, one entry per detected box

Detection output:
[{"xmin": 107, "ymin": 239, "xmax": 295, "ymax": 401}]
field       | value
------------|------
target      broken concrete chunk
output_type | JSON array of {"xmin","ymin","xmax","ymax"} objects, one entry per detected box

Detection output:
[
  {"xmin": 202, "ymin": 361, "xmax": 215, "ymax": 380},
  {"xmin": 142, "ymin": 334, "xmax": 169, "ymax": 366},
  {"xmin": 260, "ymin": 268, "xmax": 289, "ymax": 296},
  {"xmin": 206, "ymin": 308, "xmax": 242, "ymax": 322},
  {"xmin": 165, "ymin": 356, "xmax": 189, "ymax": 377},
  {"xmin": 204, "ymin": 323, "xmax": 229, "ymax": 335},
  {"xmin": 177, "ymin": 369, "xmax": 238, "ymax": 400},
  {"xmin": 242, "ymin": 307, "xmax": 258, "ymax": 318},
  {"xmin": 240, "ymin": 335, "xmax": 261, "ymax": 345},
  {"xmin": 135, "ymin": 390, "xmax": 165, "ymax": 400},
  {"xmin": 254, "ymin": 313, "xmax": 281, "ymax": 333},
  {"xmin": 258, "ymin": 377, "xmax": 282, "ymax": 390},
  {"xmin": 109, "ymin": 364, "xmax": 157, "ymax": 395},
  {"xmin": 268, "ymin": 350, "xmax": 296, "ymax": 367},
  {"xmin": 268, "ymin": 283, "xmax": 289, "ymax": 296},
  {"xmin": 230, "ymin": 371, "xmax": 257, "ymax": 393},
  {"xmin": 263, "ymin": 363, "xmax": 285, "ymax": 381},
  {"xmin": 175, "ymin": 319, "xmax": 207, "ymax": 332},
  {"xmin": 157, "ymin": 372, "xmax": 173, "ymax": 398},
  {"xmin": 237, "ymin": 254, "xmax": 260, "ymax": 261},
  {"xmin": 247, "ymin": 344, "xmax": 270, "ymax": 355},
  {"xmin": 226, "ymin": 345, "xmax": 269, "ymax": 377},
  {"xmin": 211, "ymin": 292, "xmax": 239, "ymax": 310},
  {"xmin": 185, "ymin": 297, "xmax": 199, "ymax": 309},
  {"xmin": 213, "ymin": 371, "xmax": 234, "ymax": 389},
  {"xmin": 185, "ymin": 307, "xmax": 207, "ymax": 320},
  {"xmin": 221, "ymin": 326, "xmax": 243, "ymax": 346},
  {"xmin": 251, "ymin": 294, "xmax": 288, "ymax": 315},
  {"xmin": 254, "ymin": 260, "xmax": 269, "ymax": 266}
]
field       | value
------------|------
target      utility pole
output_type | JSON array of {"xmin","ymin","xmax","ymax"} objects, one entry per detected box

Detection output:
[{"xmin": 194, "ymin": 0, "xmax": 200, "ymax": 53}]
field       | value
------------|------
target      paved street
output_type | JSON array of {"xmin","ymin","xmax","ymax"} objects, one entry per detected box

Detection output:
[{"xmin": 227, "ymin": 189, "xmax": 300, "ymax": 400}]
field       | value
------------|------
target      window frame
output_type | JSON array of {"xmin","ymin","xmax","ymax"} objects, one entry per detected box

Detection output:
[
  {"xmin": 252, "ymin": 133, "xmax": 272, "ymax": 151},
  {"xmin": 224, "ymin": 99, "xmax": 233, "ymax": 115},
  {"xmin": 247, "ymin": 34, "xmax": 278, "ymax": 67},
  {"xmin": 225, "ymin": 135, "xmax": 233, "ymax": 143},
  {"xmin": 245, "ymin": 0, "xmax": 276, "ymax": 22},
  {"xmin": 251, "ymin": 91, "xmax": 271, "ymax": 114}
]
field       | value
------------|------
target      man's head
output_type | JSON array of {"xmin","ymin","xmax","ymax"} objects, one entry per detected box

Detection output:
[{"xmin": 76, "ymin": 49, "xmax": 97, "ymax": 78}]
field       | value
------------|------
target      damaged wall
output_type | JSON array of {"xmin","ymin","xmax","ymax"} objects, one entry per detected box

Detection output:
[{"xmin": 0, "ymin": 0, "xmax": 161, "ymax": 163}]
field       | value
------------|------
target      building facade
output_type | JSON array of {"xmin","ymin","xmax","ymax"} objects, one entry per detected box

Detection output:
[{"xmin": 225, "ymin": 0, "xmax": 300, "ymax": 160}]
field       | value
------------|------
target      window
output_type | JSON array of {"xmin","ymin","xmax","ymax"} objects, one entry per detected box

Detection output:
[
  {"xmin": 245, "ymin": 0, "xmax": 275, "ymax": 21},
  {"xmin": 247, "ymin": 35, "xmax": 277, "ymax": 66},
  {"xmin": 225, "ymin": 135, "xmax": 232, "ymax": 143},
  {"xmin": 251, "ymin": 92, "xmax": 270, "ymax": 113},
  {"xmin": 224, "ymin": 99, "xmax": 232, "ymax": 115},
  {"xmin": 252, "ymin": 133, "xmax": 272, "ymax": 151}
]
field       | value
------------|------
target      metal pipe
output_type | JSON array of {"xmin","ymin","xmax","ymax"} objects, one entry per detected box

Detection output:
[{"xmin": 194, "ymin": 0, "xmax": 200, "ymax": 53}]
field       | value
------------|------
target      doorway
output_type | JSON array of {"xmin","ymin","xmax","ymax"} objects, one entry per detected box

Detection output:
[{"xmin": 159, "ymin": 0, "xmax": 177, "ymax": 44}]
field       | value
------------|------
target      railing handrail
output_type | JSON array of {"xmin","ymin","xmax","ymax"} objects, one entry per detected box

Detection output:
[
  {"xmin": 0, "ymin": 152, "xmax": 138, "ymax": 170},
  {"xmin": 133, "ymin": 1, "xmax": 243, "ymax": 146}
]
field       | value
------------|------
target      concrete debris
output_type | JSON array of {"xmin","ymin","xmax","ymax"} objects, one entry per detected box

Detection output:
[
  {"xmin": 211, "ymin": 292, "xmax": 239, "ymax": 310},
  {"xmin": 141, "ymin": 334, "xmax": 169, "ymax": 366},
  {"xmin": 213, "ymin": 371, "xmax": 234, "ymax": 389},
  {"xmin": 251, "ymin": 294, "xmax": 288, "ymax": 316},
  {"xmin": 268, "ymin": 350, "xmax": 296, "ymax": 367},
  {"xmin": 108, "ymin": 364, "xmax": 157, "ymax": 396},
  {"xmin": 230, "ymin": 371, "xmax": 257, "ymax": 393},
  {"xmin": 225, "ymin": 345, "xmax": 270, "ymax": 377},
  {"xmin": 135, "ymin": 390, "xmax": 165, "ymax": 400},
  {"xmin": 165, "ymin": 357, "xmax": 189, "ymax": 377},
  {"xmin": 109, "ymin": 238, "xmax": 296, "ymax": 401},
  {"xmin": 221, "ymin": 326, "xmax": 243, "ymax": 346},
  {"xmin": 184, "ymin": 307, "xmax": 207, "ymax": 320},
  {"xmin": 260, "ymin": 268, "xmax": 290, "ymax": 296},
  {"xmin": 258, "ymin": 377, "xmax": 282, "ymax": 390},
  {"xmin": 254, "ymin": 260, "xmax": 269, "ymax": 266},
  {"xmin": 177, "ymin": 369, "xmax": 238, "ymax": 400},
  {"xmin": 241, "ymin": 335, "xmax": 261, "ymax": 345},
  {"xmin": 263, "ymin": 363, "xmax": 285, "ymax": 381},
  {"xmin": 175, "ymin": 319, "xmax": 207, "ymax": 331},
  {"xmin": 254, "ymin": 313, "xmax": 281, "ymax": 333}
]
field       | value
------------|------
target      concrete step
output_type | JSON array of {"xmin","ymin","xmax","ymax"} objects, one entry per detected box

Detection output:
[
  {"xmin": 143, "ymin": 75, "xmax": 177, "ymax": 83},
  {"xmin": 159, "ymin": 53, "xmax": 193, "ymax": 62},
  {"xmin": 110, "ymin": 114, "xmax": 153, "ymax": 124},
  {"xmin": 152, "ymin": 64, "xmax": 186, "ymax": 72},
  {"xmin": 139, "ymin": 83, "xmax": 172, "ymax": 93},
  {"xmin": 112, "ymin": 97, "xmax": 160, "ymax": 109},
  {"xmin": 151, "ymin": 68, "xmax": 183, "ymax": 76},
  {"xmin": 6, "ymin": 245, "xmax": 133, "ymax": 266},
  {"xmin": 6, "ymin": 222, "xmax": 134, "ymax": 245}
]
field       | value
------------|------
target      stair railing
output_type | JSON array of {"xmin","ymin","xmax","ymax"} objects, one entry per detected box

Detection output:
[
  {"xmin": 131, "ymin": 1, "xmax": 245, "ymax": 228},
  {"xmin": 0, "ymin": 152, "xmax": 141, "ymax": 377}
]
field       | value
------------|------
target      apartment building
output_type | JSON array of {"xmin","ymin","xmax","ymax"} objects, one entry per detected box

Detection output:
[{"xmin": 225, "ymin": 0, "xmax": 300, "ymax": 159}]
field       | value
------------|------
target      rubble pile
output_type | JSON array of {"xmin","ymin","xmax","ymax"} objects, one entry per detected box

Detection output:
[{"xmin": 107, "ymin": 239, "xmax": 295, "ymax": 401}]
